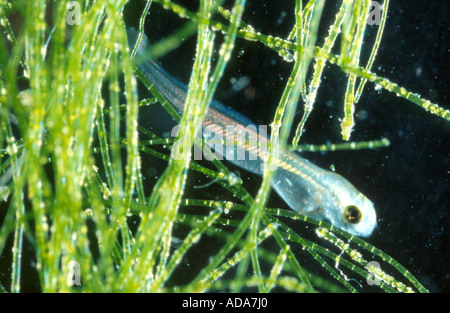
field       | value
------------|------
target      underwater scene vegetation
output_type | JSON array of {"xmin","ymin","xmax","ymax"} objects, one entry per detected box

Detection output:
[{"xmin": 0, "ymin": 0, "xmax": 448, "ymax": 292}]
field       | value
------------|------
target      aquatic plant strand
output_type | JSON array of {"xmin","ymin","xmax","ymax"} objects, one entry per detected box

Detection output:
[{"xmin": 0, "ymin": 0, "xmax": 441, "ymax": 293}]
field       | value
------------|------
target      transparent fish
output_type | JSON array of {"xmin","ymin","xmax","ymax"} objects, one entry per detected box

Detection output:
[{"xmin": 128, "ymin": 28, "xmax": 377, "ymax": 237}]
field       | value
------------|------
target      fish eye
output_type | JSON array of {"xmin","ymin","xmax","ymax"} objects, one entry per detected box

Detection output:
[{"xmin": 343, "ymin": 205, "xmax": 362, "ymax": 224}]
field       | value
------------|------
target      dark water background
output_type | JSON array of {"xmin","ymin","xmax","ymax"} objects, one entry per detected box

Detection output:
[{"xmin": 125, "ymin": 0, "xmax": 449, "ymax": 292}]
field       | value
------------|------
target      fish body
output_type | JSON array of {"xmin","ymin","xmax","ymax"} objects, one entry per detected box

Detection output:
[{"xmin": 128, "ymin": 28, "xmax": 377, "ymax": 237}]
